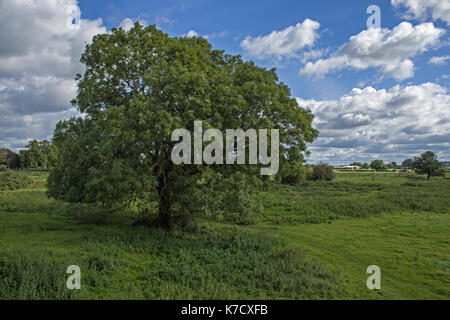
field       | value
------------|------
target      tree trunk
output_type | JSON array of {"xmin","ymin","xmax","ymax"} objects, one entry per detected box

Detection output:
[
  {"xmin": 427, "ymin": 171, "xmax": 431, "ymax": 180},
  {"xmin": 156, "ymin": 172, "xmax": 172, "ymax": 228},
  {"xmin": 157, "ymin": 191, "xmax": 171, "ymax": 227}
]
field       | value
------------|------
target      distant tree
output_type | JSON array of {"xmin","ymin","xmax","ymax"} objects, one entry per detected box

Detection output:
[
  {"xmin": 0, "ymin": 149, "xmax": 8, "ymax": 165},
  {"xmin": 350, "ymin": 162, "xmax": 363, "ymax": 167},
  {"xmin": 19, "ymin": 140, "xmax": 57, "ymax": 170},
  {"xmin": 402, "ymin": 159, "xmax": 413, "ymax": 168},
  {"xmin": 391, "ymin": 161, "xmax": 397, "ymax": 171},
  {"xmin": 370, "ymin": 160, "xmax": 386, "ymax": 171},
  {"xmin": 8, "ymin": 153, "xmax": 21, "ymax": 169},
  {"xmin": 361, "ymin": 163, "xmax": 370, "ymax": 169},
  {"xmin": 39, "ymin": 140, "xmax": 57, "ymax": 169},
  {"xmin": 386, "ymin": 161, "xmax": 397, "ymax": 170},
  {"xmin": 411, "ymin": 151, "xmax": 445, "ymax": 180},
  {"xmin": 0, "ymin": 148, "xmax": 20, "ymax": 168}
]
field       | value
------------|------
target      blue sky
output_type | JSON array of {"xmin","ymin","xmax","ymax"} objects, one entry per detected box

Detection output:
[
  {"xmin": 0, "ymin": 0, "xmax": 449, "ymax": 164},
  {"xmin": 77, "ymin": 0, "xmax": 450, "ymax": 99}
]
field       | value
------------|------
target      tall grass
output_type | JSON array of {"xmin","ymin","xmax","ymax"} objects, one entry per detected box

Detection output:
[
  {"xmin": 261, "ymin": 172, "xmax": 450, "ymax": 224},
  {"xmin": 0, "ymin": 170, "xmax": 448, "ymax": 299}
]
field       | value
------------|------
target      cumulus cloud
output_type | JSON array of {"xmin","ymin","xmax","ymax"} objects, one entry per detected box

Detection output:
[
  {"xmin": 0, "ymin": 0, "xmax": 107, "ymax": 150},
  {"xmin": 429, "ymin": 55, "xmax": 450, "ymax": 65},
  {"xmin": 299, "ymin": 22, "xmax": 445, "ymax": 81},
  {"xmin": 183, "ymin": 30, "xmax": 199, "ymax": 38},
  {"xmin": 119, "ymin": 18, "xmax": 135, "ymax": 31},
  {"xmin": 240, "ymin": 19, "xmax": 320, "ymax": 59},
  {"xmin": 119, "ymin": 17, "xmax": 148, "ymax": 31},
  {"xmin": 297, "ymin": 83, "xmax": 450, "ymax": 163},
  {"xmin": 391, "ymin": 0, "xmax": 450, "ymax": 25}
]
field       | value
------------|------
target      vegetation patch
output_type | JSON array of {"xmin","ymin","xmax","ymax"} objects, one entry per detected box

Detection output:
[{"xmin": 0, "ymin": 171, "xmax": 34, "ymax": 190}]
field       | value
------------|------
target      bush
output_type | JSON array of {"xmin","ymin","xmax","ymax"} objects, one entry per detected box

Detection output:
[
  {"xmin": 280, "ymin": 165, "xmax": 307, "ymax": 185},
  {"xmin": 0, "ymin": 171, "xmax": 33, "ymax": 190},
  {"xmin": 308, "ymin": 164, "xmax": 335, "ymax": 181}
]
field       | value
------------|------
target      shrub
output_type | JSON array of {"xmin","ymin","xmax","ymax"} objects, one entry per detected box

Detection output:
[
  {"xmin": 280, "ymin": 165, "xmax": 307, "ymax": 185},
  {"xmin": 0, "ymin": 171, "xmax": 33, "ymax": 190},
  {"xmin": 309, "ymin": 164, "xmax": 335, "ymax": 181}
]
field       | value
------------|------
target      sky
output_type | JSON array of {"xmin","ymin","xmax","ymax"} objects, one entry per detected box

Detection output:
[{"xmin": 0, "ymin": 0, "xmax": 449, "ymax": 164}]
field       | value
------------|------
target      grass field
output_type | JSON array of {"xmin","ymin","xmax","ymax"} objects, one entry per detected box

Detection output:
[{"xmin": 0, "ymin": 171, "xmax": 448, "ymax": 299}]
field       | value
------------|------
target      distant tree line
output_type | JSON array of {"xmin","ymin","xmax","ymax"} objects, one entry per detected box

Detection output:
[
  {"xmin": 0, "ymin": 140, "xmax": 57, "ymax": 170},
  {"xmin": 346, "ymin": 152, "xmax": 445, "ymax": 180}
]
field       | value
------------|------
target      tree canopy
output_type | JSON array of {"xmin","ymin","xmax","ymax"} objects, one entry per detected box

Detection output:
[
  {"xmin": 370, "ymin": 160, "xmax": 386, "ymax": 171},
  {"xmin": 411, "ymin": 151, "xmax": 445, "ymax": 180},
  {"xmin": 47, "ymin": 24, "xmax": 318, "ymax": 227},
  {"xmin": 16, "ymin": 140, "xmax": 57, "ymax": 170},
  {"xmin": 402, "ymin": 159, "xmax": 413, "ymax": 167}
]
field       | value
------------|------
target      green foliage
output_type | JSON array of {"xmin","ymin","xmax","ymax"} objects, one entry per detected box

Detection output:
[
  {"xmin": 402, "ymin": 159, "xmax": 413, "ymax": 167},
  {"xmin": 361, "ymin": 162, "xmax": 370, "ymax": 169},
  {"xmin": 7, "ymin": 153, "xmax": 21, "ymax": 169},
  {"xmin": 48, "ymin": 23, "xmax": 317, "ymax": 227},
  {"xmin": 261, "ymin": 171, "xmax": 450, "ymax": 225},
  {"xmin": 279, "ymin": 164, "xmax": 307, "ymax": 185},
  {"xmin": 168, "ymin": 170, "xmax": 263, "ymax": 226},
  {"xmin": 0, "ymin": 148, "xmax": 19, "ymax": 168},
  {"xmin": 411, "ymin": 151, "xmax": 445, "ymax": 180},
  {"xmin": 308, "ymin": 163, "xmax": 335, "ymax": 181},
  {"xmin": 0, "ymin": 149, "xmax": 8, "ymax": 165},
  {"xmin": 0, "ymin": 247, "xmax": 75, "ymax": 300},
  {"xmin": 16, "ymin": 140, "xmax": 57, "ymax": 170},
  {"xmin": 370, "ymin": 159, "xmax": 387, "ymax": 171},
  {"xmin": 1, "ymin": 171, "xmax": 449, "ymax": 299},
  {"xmin": 0, "ymin": 171, "xmax": 33, "ymax": 190}
]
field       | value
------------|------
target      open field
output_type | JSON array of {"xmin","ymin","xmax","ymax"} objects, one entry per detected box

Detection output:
[{"xmin": 0, "ymin": 171, "xmax": 448, "ymax": 299}]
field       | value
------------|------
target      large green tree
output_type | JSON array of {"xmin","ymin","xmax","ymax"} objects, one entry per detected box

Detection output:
[
  {"xmin": 411, "ymin": 151, "xmax": 445, "ymax": 180},
  {"xmin": 47, "ymin": 24, "xmax": 318, "ymax": 227}
]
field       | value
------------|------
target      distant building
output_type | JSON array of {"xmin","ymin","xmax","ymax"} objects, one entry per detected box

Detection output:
[{"xmin": 334, "ymin": 165, "xmax": 360, "ymax": 170}]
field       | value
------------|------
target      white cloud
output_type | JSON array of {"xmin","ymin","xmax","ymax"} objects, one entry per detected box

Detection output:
[
  {"xmin": 300, "ymin": 49, "xmax": 328, "ymax": 63},
  {"xmin": 202, "ymin": 31, "xmax": 228, "ymax": 40},
  {"xmin": 429, "ymin": 55, "xmax": 450, "ymax": 65},
  {"xmin": 119, "ymin": 17, "xmax": 148, "ymax": 31},
  {"xmin": 240, "ymin": 19, "xmax": 320, "ymax": 59},
  {"xmin": 300, "ymin": 22, "xmax": 445, "ymax": 81},
  {"xmin": 184, "ymin": 30, "xmax": 199, "ymax": 38},
  {"xmin": 391, "ymin": 0, "xmax": 450, "ymax": 25},
  {"xmin": 119, "ymin": 18, "xmax": 135, "ymax": 31},
  {"xmin": 297, "ymin": 83, "xmax": 450, "ymax": 163},
  {"xmin": 0, "ymin": 0, "xmax": 107, "ymax": 150}
]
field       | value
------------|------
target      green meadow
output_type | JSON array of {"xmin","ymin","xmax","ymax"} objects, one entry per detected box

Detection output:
[{"xmin": 0, "ymin": 170, "xmax": 448, "ymax": 299}]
